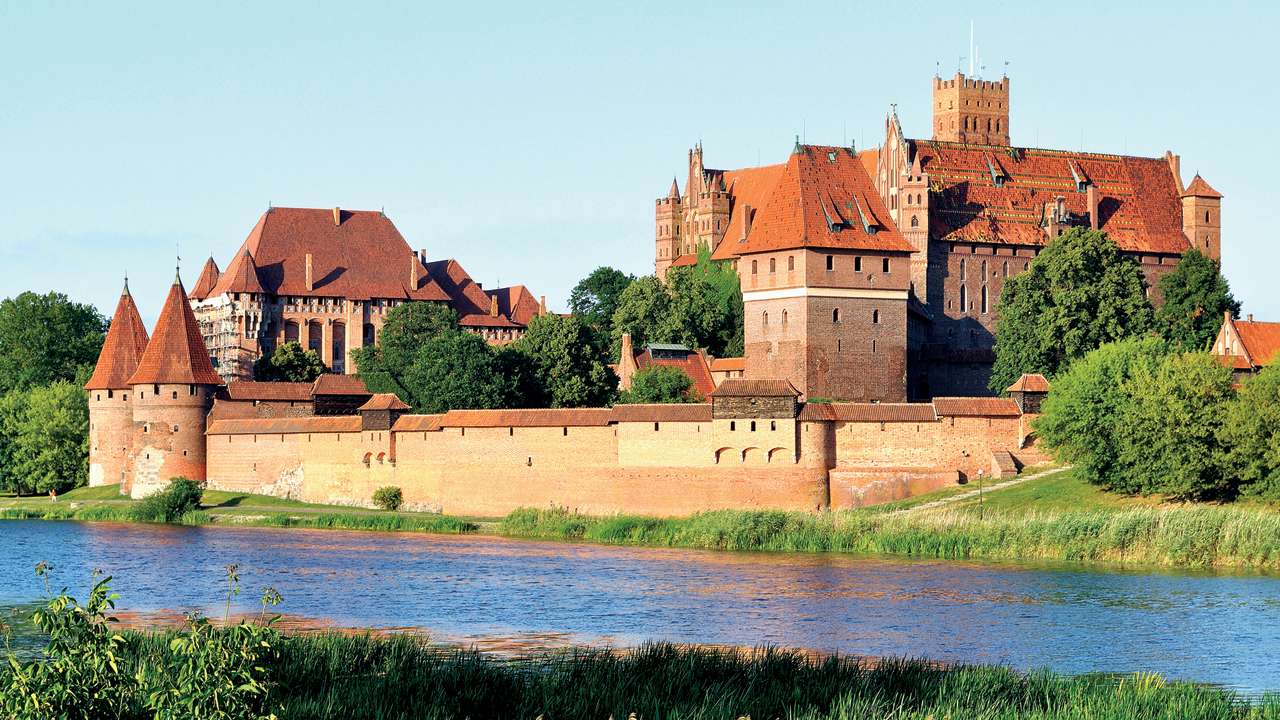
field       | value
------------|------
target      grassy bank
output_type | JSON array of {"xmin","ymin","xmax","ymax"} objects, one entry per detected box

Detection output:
[
  {"xmin": 500, "ymin": 470, "xmax": 1280, "ymax": 570},
  {"xmin": 0, "ymin": 484, "xmax": 478, "ymax": 534},
  {"xmin": 12, "ymin": 630, "xmax": 1275, "ymax": 719}
]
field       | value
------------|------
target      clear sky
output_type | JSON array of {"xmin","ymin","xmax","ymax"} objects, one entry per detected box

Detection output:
[{"xmin": 3, "ymin": 1, "xmax": 1274, "ymax": 325}]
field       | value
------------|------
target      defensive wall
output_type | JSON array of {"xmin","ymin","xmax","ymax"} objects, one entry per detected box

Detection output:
[{"xmin": 203, "ymin": 385, "xmax": 1040, "ymax": 516}]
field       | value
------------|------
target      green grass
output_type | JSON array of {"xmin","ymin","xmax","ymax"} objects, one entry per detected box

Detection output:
[
  {"xmin": 102, "ymin": 632, "xmax": 1280, "ymax": 719},
  {"xmin": 499, "ymin": 469, "xmax": 1280, "ymax": 569}
]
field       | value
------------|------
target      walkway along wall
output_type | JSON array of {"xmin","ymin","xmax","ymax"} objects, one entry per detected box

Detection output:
[{"xmin": 204, "ymin": 395, "xmax": 1029, "ymax": 516}]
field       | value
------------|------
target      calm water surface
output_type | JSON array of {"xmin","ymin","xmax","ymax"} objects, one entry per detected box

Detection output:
[{"xmin": 2, "ymin": 520, "xmax": 1279, "ymax": 693}]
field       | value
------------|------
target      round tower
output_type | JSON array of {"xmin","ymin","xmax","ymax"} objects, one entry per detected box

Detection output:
[
  {"xmin": 84, "ymin": 280, "xmax": 150, "ymax": 489},
  {"xmin": 125, "ymin": 273, "xmax": 222, "ymax": 498}
]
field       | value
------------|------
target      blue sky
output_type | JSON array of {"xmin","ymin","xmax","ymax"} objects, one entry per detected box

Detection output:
[{"xmin": 2, "ymin": 1, "xmax": 1274, "ymax": 324}]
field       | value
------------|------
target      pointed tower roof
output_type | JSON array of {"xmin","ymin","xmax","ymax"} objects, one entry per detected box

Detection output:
[
  {"xmin": 189, "ymin": 256, "xmax": 221, "ymax": 300},
  {"xmin": 667, "ymin": 177, "xmax": 681, "ymax": 200},
  {"xmin": 127, "ymin": 278, "xmax": 222, "ymax": 386},
  {"xmin": 85, "ymin": 282, "xmax": 151, "ymax": 390},
  {"xmin": 1182, "ymin": 174, "xmax": 1223, "ymax": 199},
  {"xmin": 211, "ymin": 248, "xmax": 267, "ymax": 295}
]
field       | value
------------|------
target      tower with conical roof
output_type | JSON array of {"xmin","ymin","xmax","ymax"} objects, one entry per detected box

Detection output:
[
  {"xmin": 125, "ymin": 272, "xmax": 223, "ymax": 498},
  {"xmin": 85, "ymin": 279, "xmax": 151, "ymax": 488}
]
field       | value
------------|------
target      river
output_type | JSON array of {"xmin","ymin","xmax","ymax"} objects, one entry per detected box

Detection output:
[{"xmin": 2, "ymin": 519, "xmax": 1279, "ymax": 694}]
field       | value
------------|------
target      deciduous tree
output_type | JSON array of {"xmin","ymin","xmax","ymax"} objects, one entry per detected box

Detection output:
[
  {"xmin": 1220, "ymin": 365, "xmax": 1280, "ymax": 500},
  {"xmin": 1, "ymin": 381, "xmax": 89, "ymax": 494},
  {"xmin": 0, "ymin": 292, "xmax": 106, "ymax": 394},
  {"xmin": 569, "ymin": 266, "xmax": 634, "ymax": 339},
  {"xmin": 401, "ymin": 332, "xmax": 512, "ymax": 413},
  {"xmin": 252, "ymin": 341, "xmax": 326, "ymax": 383},
  {"xmin": 510, "ymin": 314, "xmax": 617, "ymax": 408},
  {"xmin": 1156, "ymin": 249, "xmax": 1240, "ymax": 350},
  {"xmin": 618, "ymin": 365, "xmax": 699, "ymax": 404}
]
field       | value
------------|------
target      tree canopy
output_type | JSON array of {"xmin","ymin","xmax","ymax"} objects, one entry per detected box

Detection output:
[
  {"xmin": 1221, "ymin": 365, "xmax": 1280, "ymax": 500},
  {"xmin": 252, "ymin": 342, "xmax": 326, "ymax": 383},
  {"xmin": 509, "ymin": 314, "xmax": 617, "ymax": 408},
  {"xmin": 1155, "ymin": 249, "xmax": 1240, "ymax": 350},
  {"xmin": 618, "ymin": 365, "xmax": 699, "ymax": 404},
  {"xmin": 608, "ymin": 252, "xmax": 744, "ymax": 361},
  {"xmin": 989, "ymin": 228, "xmax": 1154, "ymax": 392},
  {"xmin": 0, "ymin": 292, "xmax": 106, "ymax": 395},
  {"xmin": 400, "ymin": 332, "xmax": 514, "ymax": 413},
  {"xmin": 0, "ymin": 380, "xmax": 89, "ymax": 494},
  {"xmin": 568, "ymin": 267, "xmax": 634, "ymax": 339}
]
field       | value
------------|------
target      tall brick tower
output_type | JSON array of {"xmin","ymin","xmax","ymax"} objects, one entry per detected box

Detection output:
[
  {"xmin": 1181, "ymin": 174, "xmax": 1223, "ymax": 261},
  {"xmin": 125, "ymin": 272, "xmax": 222, "ymax": 498},
  {"xmin": 655, "ymin": 178, "xmax": 682, "ymax": 277},
  {"xmin": 933, "ymin": 72, "xmax": 1010, "ymax": 145},
  {"xmin": 85, "ymin": 280, "xmax": 150, "ymax": 488}
]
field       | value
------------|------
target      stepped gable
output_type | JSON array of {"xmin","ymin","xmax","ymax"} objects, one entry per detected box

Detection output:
[
  {"xmin": 489, "ymin": 284, "xmax": 542, "ymax": 325},
  {"xmin": 911, "ymin": 140, "xmax": 1190, "ymax": 254},
  {"xmin": 214, "ymin": 207, "xmax": 450, "ymax": 301},
  {"xmin": 733, "ymin": 145, "xmax": 914, "ymax": 255},
  {"xmin": 189, "ymin": 257, "xmax": 221, "ymax": 300},
  {"xmin": 423, "ymin": 258, "xmax": 520, "ymax": 328},
  {"xmin": 127, "ymin": 277, "xmax": 222, "ymax": 386},
  {"xmin": 1182, "ymin": 174, "xmax": 1223, "ymax": 199},
  {"xmin": 85, "ymin": 282, "xmax": 151, "ymax": 390}
]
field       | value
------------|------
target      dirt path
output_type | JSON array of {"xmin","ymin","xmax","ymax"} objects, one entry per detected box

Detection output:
[{"xmin": 887, "ymin": 466, "xmax": 1066, "ymax": 515}]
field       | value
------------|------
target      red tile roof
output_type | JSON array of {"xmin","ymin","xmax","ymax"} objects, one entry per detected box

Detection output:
[
  {"xmin": 207, "ymin": 416, "xmax": 362, "ymax": 435},
  {"xmin": 710, "ymin": 163, "xmax": 788, "ymax": 261},
  {"xmin": 437, "ymin": 408, "xmax": 615, "ymax": 428},
  {"xmin": 392, "ymin": 414, "xmax": 444, "ymax": 432},
  {"xmin": 85, "ymin": 284, "xmax": 151, "ymax": 390},
  {"xmin": 830, "ymin": 403, "xmax": 938, "ymax": 423},
  {"xmin": 1005, "ymin": 373, "xmax": 1051, "ymax": 393},
  {"xmin": 224, "ymin": 381, "xmax": 313, "ymax": 401},
  {"xmin": 1182, "ymin": 174, "xmax": 1223, "ymax": 199},
  {"xmin": 127, "ymin": 279, "xmax": 222, "ymax": 386},
  {"xmin": 358, "ymin": 393, "xmax": 411, "ymax": 411},
  {"xmin": 633, "ymin": 347, "xmax": 716, "ymax": 398},
  {"xmin": 422, "ymin": 258, "xmax": 520, "ymax": 328},
  {"xmin": 911, "ymin": 141, "xmax": 1190, "ymax": 254},
  {"xmin": 709, "ymin": 357, "xmax": 745, "ymax": 372},
  {"xmin": 710, "ymin": 379, "xmax": 801, "ymax": 397},
  {"xmin": 189, "ymin": 257, "xmax": 221, "ymax": 300},
  {"xmin": 1234, "ymin": 320, "xmax": 1280, "ymax": 367},
  {"xmin": 932, "ymin": 397, "xmax": 1021, "ymax": 417},
  {"xmin": 212, "ymin": 207, "xmax": 451, "ymax": 302},
  {"xmin": 211, "ymin": 249, "xmax": 266, "ymax": 296},
  {"xmin": 311, "ymin": 374, "xmax": 370, "ymax": 395},
  {"xmin": 611, "ymin": 403, "xmax": 712, "ymax": 423},
  {"xmin": 730, "ymin": 145, "xmax": 913, "ymax": 256},
  {"xmin": 490, "ymin": 285, "xmax": 543, "ymax": 326}
]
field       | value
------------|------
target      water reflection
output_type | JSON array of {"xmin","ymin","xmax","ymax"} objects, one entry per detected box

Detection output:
[{"xmin": 2, "ymin": 519, "xmax": 1279, "ymax": 694}]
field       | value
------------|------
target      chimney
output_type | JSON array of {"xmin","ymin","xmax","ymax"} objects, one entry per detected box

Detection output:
[
  {"xmin": 409, "ymin": 253, "xmax": 419, "ymax": 289},
  {"xmin": 489, "ymin": 293, "xmax": 499, "ymax": 317},
  {"xmin": 618, "ymin": 333, "xmax": 637, "ymax": 390},
  {"xmin": 539, "ymin": 295, "xmax": 547, "ymax": 316},
  {"xmin": 418, "ymin": 248, "xmax": 427, "ymax": 265},
  {"xmin": 1086, "ymin": 184, "xmax": 1099, "ymax": 230},
  {"xmin": 1165, "ymin": 151, "xmax": 1184, "ymax": 194},
  {"xmin": 1248, "ymin": 313, "xmax": 1254, "ymax": 322},
  {"xmin": 740, "ymin": 203, "xmax": 752, "ymax": 241},
  {"xmin": 305, "ymin": 253, "xmax": 314, "ymax": 292},
  {"xmin": 332, "ymin": 207, "xmax": 341, "ymax": 226}
]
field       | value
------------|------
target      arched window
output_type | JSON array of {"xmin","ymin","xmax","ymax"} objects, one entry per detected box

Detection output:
[
  {"xmin": 872, "ymin": 309, "xmax": 880, "ymax": 324},
  {"xmin": 1002, "ymin": 261, "xmax": 1009, "ymax": 278},
  {"xmin": 1024, "ymin": 261, "xmax": 1030, "ymax": 271},
  {"xmin": 981, "ymin": 285, "xmax": 989, "ymax": 314},
  {"xmin": 959, "ymin": 258, "xmax": 967, "ymax": 280},
  {"xmin": 832, "ymin": 308, "xmax": 841, "ymax": 323},
  {"xmin": 762, "ymin": 311, "xmax": 769, "ymax": 327},
  {"xmin": 1205, "ymin": 211, "xmax": 1211, "ymax": 223},
  {"xmin": 769, "ymin": 257, "xmax": 776, "ymax": 274},
  {"xmin": 781, "ymin": 309, "xmax": 788, "ymax": 327},
  {"xmin": 959, "ymin": 285, "xmax": 968, "ymax": 313},
  {"xmin": 910, "ymin": 215, "xmax": 919, "ymax": 228},
  {"xmin": 751, "ymin": 260, "xmax": 758, "ymax": 274},
  {"xmin": 787, "ymin": 255, "xmax": 795, "ymax": 271},
  {"xmin": 981, "ymin": 260, "xmax": 988, "ymax": 278}
]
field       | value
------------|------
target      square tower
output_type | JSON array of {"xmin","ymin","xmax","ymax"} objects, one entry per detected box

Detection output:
[
  {"xmin": 1181, "ymin": 174, "xmax": 1223, "ymax": 261},
  {"xmin": 933, "ymin": 73, "xmax": 1010, "ymax": 146}
]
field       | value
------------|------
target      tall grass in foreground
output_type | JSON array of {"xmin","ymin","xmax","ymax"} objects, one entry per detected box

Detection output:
[
  {"xmin": 108, "ymin": 633, "xmax": 1280, "ymax": 719},
  {"xmin": 0, "ymin": 506, "xmax": 476, "ymax": 534},
  {"xmin": 500, "ymin": 505, "xmax": 1280, "ymax": 569}
]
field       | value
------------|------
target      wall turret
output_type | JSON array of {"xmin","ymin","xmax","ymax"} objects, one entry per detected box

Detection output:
[
  {"xmin": 1181, "ymin": 174, "xmax": 1223, "ymax": 261},
  {"xmin": 655, "ymin": 177, "xmax": 682, "ymax": 277},
  {"xmin": 125, "ymin": 274, "xmax": 222, "ymax": 498},
  {"xmin": 85, "ymin": 280, "xmax": 150, "ymax": 489},
  {"xmin": 932, "ymin": 72, "xmax": 1010, "ymax": 146}
]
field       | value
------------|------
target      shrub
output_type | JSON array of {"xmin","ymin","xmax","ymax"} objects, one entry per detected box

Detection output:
[
  {"xmin": 1221, "ymin": 365, "xmax": 1280, "ymax": 500},
  {"xmin": 372, "ymin": 486, "xmax": 403, "ymax": 511},
  {"xmin": 132, "ymin": 477, "xmax": 204, "ymax": 523},
  {"xmin": 618, "ymin": 365, "xmax": 700, "ymax": 404}
]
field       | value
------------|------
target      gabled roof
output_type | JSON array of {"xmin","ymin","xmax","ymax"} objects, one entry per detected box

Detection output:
[
  {"xmin": 189, "ymin": 257, "xmax": 221, "ymax": 300},
  {"xmin": 830, "ymin": 403, "xmax": 938, "ymax": 423},
  {"xmin": 127, "ymin": 278, "xmax": 222, "ymax": 386},
  {"xmin": 211, "ymin": 249, "xmax": 265, "ymax": 296},
  {"xmin": 311, "ymin": 373, "xmax": 370, "ymax": 396},
  {"xmin": 932, "ymin": 397, "xmax": 1021, "ymax": 417},
  {"xmin": 1233, "ymin": 320, "xmax": 1280, "ymax": 367},
  {"xmin": 213, "ymin": 207, "xmax": 450, "ymax": 301},
  {"xmin": 85, "ymin": 283, "xmax": 151, "ymax": 390},
  {"xmin": 909, "ymin": 140, "xmax": 1190, "ymax": 254},
  {"xmin": 633, "ymin": 345, "xmax": 716, "ymax": 398},
  {"xmin": 709, "ymin": 357, "xmax": 745, "ymax": 372},
  {"xmin": 730, "ymin": 145, "xmax": 913, "ymax": 255},
  {"xmin": 710, "ymin": 378, "xmax": 800, "ymax": 398},
  {"xmin": 423, "ymin": 258, "xmax": 497, "ymax": 318},
  {"xmin": 358, "ymin": 393, "xmax": 411, "ymax": 411},
  {"xmin": 1005, "ymin": 373, "xmax": 1051, "ymax": 394},
  {"xmin": 1181, "ymin": 174, "xmax": 1223, "ymax": 199},
  {"xmin": 489, "ymin": 285, "xmax": 542, "ymax": 326}
]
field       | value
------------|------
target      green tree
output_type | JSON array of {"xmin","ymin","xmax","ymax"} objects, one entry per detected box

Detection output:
[
  {"xmin": 401, "ymin": 332, "xmax": 512, "ymax": 413},
  {"xmin": 990, "ymin": 228, "xmax": 1155, "ymax": 393},
  {"xmin": 1156, "ymin": 249, "xmax": 1240, "ymax": 350},
  {"xmin": 0, "ymin": 292, "xmax": 106, "ymax": 394},
  {"xmin": 667, "ymin": 250, "xmax": 744, "ymax": 358},
  {"xmin": 2, "ymin": 381, "xmax": 90, "ymax": 495},
  {"xmin": 1115, "ymin": 351, "xmax": 1235, "ymax": 500},
  {"xmin": 569, "ymin": 266, "xmax": 634, "ymax": 339},
  {"xmin": 610, "ymin": 275, "xmax": 678, "ymax": 357},
  {"xmin": 252, "ymin": 341, "xmax": 326, "ymax": 382},
  {"xmin": 511, "ymin": 314, "xmax": 617, "ymax": 408},
  {"xmin": 1220, "ymin": 365, "xmax": 1280, "ymax": 500},
  {"xmin": 1035, "ymin": 337, "xmax": 1169, "ymax": 490},
  {"xmin": 618, "ymin": 365, "xmax": 699, "ymax": 404},
  {"xmin": 354, "ymin": 302, "xmax": 461, "ymax": 402}
]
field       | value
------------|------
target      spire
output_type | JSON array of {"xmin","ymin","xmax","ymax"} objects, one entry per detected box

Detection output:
[
  {"xmin": 85, "ymin": 280, "xmax": 151, "ymax": 391},
  {"xmin": 189, "ymin": 256, "xmax": 221, "ymax": 300},
  {"xmin": 127, "ymin": 278, "xmax": 222, "ymax": 386},
  {"xmin": 667, "ymin": 177, "xmax": 680, "ymax": 200}
]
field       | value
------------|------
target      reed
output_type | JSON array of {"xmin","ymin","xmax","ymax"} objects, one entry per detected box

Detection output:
[{"xmin": 500, "ymin": 504, "xmax": 1280, "ymax": 569}]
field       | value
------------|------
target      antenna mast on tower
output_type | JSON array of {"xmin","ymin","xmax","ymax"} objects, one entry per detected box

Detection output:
[{"xmin": 969, "ymin": 20, "xmax": 974, "ymax": 76}]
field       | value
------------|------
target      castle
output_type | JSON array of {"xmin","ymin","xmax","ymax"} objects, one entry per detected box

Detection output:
[
  {"xmin": 189, "ymin": 206, "xmax": 547, "ymax": 383},
  {"xmin": 657, "ymin": 71, "xmax": 1221, "ymax": 397}
]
